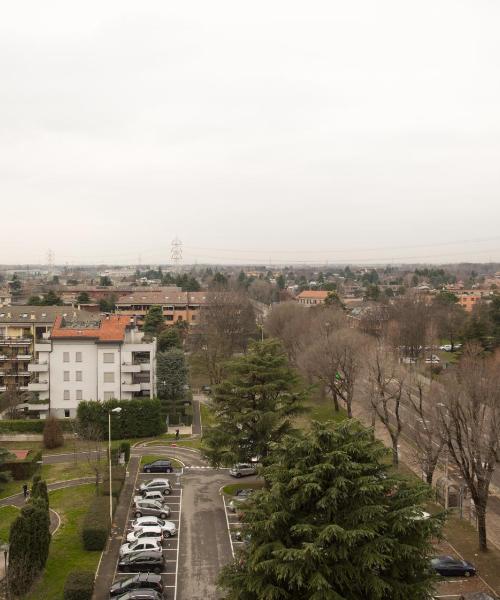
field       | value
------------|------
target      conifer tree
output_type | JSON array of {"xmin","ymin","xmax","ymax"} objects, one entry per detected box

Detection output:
[
  {"xmin": 202, "ymin": 339, "xmax": 304, "ymax": 466},
  {"xmin": 219, "ymin": 420, "xmax": 443, "ymax": 600}
]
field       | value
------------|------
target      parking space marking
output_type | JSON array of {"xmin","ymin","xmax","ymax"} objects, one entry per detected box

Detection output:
[
  {"xmin": 222, "ymin": 496, "xmax": 235, "ymax": 558},
  {"xmin": 174, "ymin": 487, "xmax": 183, "ymax": 600}
]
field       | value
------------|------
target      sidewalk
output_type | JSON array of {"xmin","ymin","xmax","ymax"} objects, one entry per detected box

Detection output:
[
  {"xmin": 92, "ymin": 456, "xmax": 140, "ymax": 600},
  {"xmin": 351, "ymin": 402, "xmax": 500, "ymax": 551}
]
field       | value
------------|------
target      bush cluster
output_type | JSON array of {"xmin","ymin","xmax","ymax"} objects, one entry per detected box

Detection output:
[
  {"xmin": 82, "ymin": 495, "xmax": 111, "ymax": 551},
  {"xmin": 43, "ymin": 415, "xmax": 64, "ymax": 449},
  {"xmin": 0, "ymin": 450, "xmax": 42, "ymax": 480},
  {"xmin": 63, "ymin": 570, "xmax": 95, "ymax": 600},
  {"xmin": 77, "ymin": 399, "xmax": 165, "ymax": 439},
  {"xmin": 101, "ymin": 465, "xmax": 126, "ymax": 498},
  {"xmin": 0, "ymin": 419, "xmax": 76, "ymax": 433}
]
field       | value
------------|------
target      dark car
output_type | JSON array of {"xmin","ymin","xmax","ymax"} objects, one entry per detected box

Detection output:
[
  {"xmin": 431, "ymin": 555, "xmax": 476, "ymax": 577},
  {"xmin": 115, "ymin": 590, "xmax": 162, "ymax": 600},
  {"xmin": 143, "ymin": 460, "xmax": 173, "ymax": 474},
  {"xmin": 110, "ymin": 573, "xmax": 163, "ymax": 597},
  {"xmin": 117, "ymin": 550, "xmax": 164, "ymax": 574}
]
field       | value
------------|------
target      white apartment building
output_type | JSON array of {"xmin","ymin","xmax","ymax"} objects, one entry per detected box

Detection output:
[{"xmin": 31, "ymin": 314, "xmax": 156, "ymax": 418}]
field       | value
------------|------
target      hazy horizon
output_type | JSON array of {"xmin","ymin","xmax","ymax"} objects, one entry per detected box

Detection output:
[{"xmin": 1, "ymin": 1, "xmax": 499, "ymax": 265}]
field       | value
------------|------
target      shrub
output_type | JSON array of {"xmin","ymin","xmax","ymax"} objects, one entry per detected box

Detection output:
[
  {"xmin": 31, "ymin": 478, "xmax": 49, "ymax": 507},
  {"xmin": 120, "ymin": 441, "xmax": 131, "ymax": 463},
  {"xmin": 63, "ymin": 571, "xmax": 95, "ymax": 600},
  {"xmin": 77, "ymin": 399, "xmax": 165, "ymax": 439},
  {"xmin": 0, "ymin": 419, "xmax": 76, "ymax": 433},
  {"xmin": 43, "ymin": 415, "xmax": 64, "ymax": 449},
  {"xmin": 101, "ymin": 465, "xmax": 126, "ymax": 498},
  {"xmin": 82, "ymin": 496, "xmax": 111, "ymax": 550},
  {"xmin": 0, "ymin": 450, "xmax": 42, "ymax": 480}
]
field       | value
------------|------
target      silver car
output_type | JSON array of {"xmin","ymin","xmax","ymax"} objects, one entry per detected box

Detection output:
[
  {"xmin": 119, "ymin": 537, "xmax": 162, "ymax": 557},
  {"xmin": 130, "ymin": 516, "xmax": 177, "ymax": 538},
  {"xmin": 133, "ymin": 500, "xmax": 171, "ymax": 519},
  {"xmin": 134, "ymin": 490, "xmax": 170, "ymax": 505},
  {"xmin": 138, "ymin": 478, "xmax": 172, "ymax": 496},
  {"xmin": 229, "ymin": 463, "xmax": 257, "ymax": 478}
]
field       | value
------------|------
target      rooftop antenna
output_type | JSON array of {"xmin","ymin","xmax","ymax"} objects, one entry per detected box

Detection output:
[{"xmin": 171, "ymin": 237, "xmax": 183, "ymax": 272}]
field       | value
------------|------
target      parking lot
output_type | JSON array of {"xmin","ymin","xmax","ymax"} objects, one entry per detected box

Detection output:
[
  {"xmin": 222, "ymin": 494, "xmax": 246, "ymax": 558},
  {"xmin": 110, "ymin": 470, "xmax": 183, "ymax": 599}
]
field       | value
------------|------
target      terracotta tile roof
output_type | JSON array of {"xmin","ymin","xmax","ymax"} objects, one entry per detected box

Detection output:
[
  {"xmin": 50, "ymin": 315, "xmax": 130, "ymax": 342},
  {"xmin": 116, "ymin": 291, "xmax": 208, "ymax": 305},
  {"xmin": 296, "ymin": 290, "xmax": 329, "ymax": 299}
]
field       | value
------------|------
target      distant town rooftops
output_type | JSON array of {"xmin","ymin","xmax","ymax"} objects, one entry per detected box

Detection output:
[
  {"xmin": 0, "ymin": 306, "xmax": 96, "ymax": 324},
  {"xmin": 116, "ymin": 291, "xmax": 208, "ymax": 305},
  {"xmin": 296, "ymin": 290, "xmax": 330, "ymax": 299}
]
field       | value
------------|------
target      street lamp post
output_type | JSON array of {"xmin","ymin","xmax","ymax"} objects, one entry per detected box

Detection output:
[{"xmin": 108, "ymin": 407, "xmax": 122, "ymax": 526}]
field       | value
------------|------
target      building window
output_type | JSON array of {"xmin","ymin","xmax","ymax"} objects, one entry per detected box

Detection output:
[
  {"xmin": 76, "ymin": 371, "xmax": 82, "ymax": 382},
  {"xmin": 76, "ymin": 390, "xmax": 83, "ymax": 401},
  {"xmin": 64, "ymin": 409, "xmax": 70, "ymax": 418},
  {"xmin": 166, "ymin": 315, "xmax": 173, "ymax": 321},
  {"xmin": 103, "ymin": 372, "xmax": 115, "ymax": 383},
  {"xmin": 103, "ymin": 353, "xmax": 114, "ymax": 363},
  {"xmin": 103, "ymin": 391, "xmax": 114, "ymax": 401},
  {"xmin": 76, "ymin": 352, "xmax": 82, "ymax": 362},
  {"xmin": 63, "ymin": 390, "xmax": 70, "ymax": 401},
  {"xmin": 63, "ymin": 371, "xmax": 70, "ymax": 382},
  {"xmin": 63, "ymin": 352, "xmax": 70, "ymax": 363}
]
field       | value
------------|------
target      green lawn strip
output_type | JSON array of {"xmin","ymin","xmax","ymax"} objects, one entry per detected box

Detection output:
[
  {"xmin": 222, "ymin": 482, "xmax": 264, "ymax": 497},
  {"xmin": 294, "ymin": 393, "xmax": 347, "ymax": 429},
  {"xmin": 140, "ymin": 454, "xmax": 184, "ymax": 469},
  {"xmin": 145, "ymin": 438, "xmax": 202, "ymax": 450},
  {"xmin": 0, "ymin": 505, "xmax": 19, "ymax": 543},
  {"xmin": 26, "ymin": 484, "xmax": 101, "ymax": 600}
]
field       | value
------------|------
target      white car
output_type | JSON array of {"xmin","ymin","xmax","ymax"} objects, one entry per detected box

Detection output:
[
  {"xmin": 138, "ymin": 478, "xmax": 172, "ymax": 495},
  {"xmin": 439, "ymin": 344, "xmax": 452, "ymax": 352},
  {"xmin": 126, "ymin": 526, "xmax": 163, "ymax": 544},
  {"xmin": 119, "ymin": 537, "xmax": 162, "ymax": 557},
  {"xmin": 425, "ymin": 355, "xmax": 440, "ymax": 364},
  {"xmin": 130, "ymin": 516, "xmax": 177, "ymax": 537},
  {"xmin": 229, "ymin": 463, "xmax": 257, "ymax": 478}
]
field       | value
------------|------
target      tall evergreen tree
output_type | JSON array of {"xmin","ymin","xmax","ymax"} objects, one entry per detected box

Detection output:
[
  {"xmin": 202, "ymin": 339, "xmax": 304, "ymax": 466},
  {"xmin": 219, "ymin": 420, "xmax": 443, "ymax": 600},
  {"xmin": 143, "ymin": 305, "xmax": 165, "ymax": 335}
]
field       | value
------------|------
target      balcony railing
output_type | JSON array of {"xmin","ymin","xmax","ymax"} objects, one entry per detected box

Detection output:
[{"xmin": 0, "ymin": 337, "xmax": 32, "ymax": 346}]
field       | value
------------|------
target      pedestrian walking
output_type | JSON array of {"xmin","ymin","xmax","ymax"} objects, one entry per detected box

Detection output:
[
  {"xmin": 22, "ymin": 483, "xmax": 29, "ymax": 500},
  {"xmin": 175, "ymin": 429, "xmax": 180, "ymax": 440}
]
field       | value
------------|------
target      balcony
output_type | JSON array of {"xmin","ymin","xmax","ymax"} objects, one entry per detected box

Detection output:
[
  {"xmin": 140, "ymin": 382, "xmax": 151, "ymax": 392},
  {"xmin": 0, "ymin": 385, "xmax": 6, "ymax": 392},
  {"xmin": 121, "ymin": 383, "xmax": 141, "ymax": 392},
  {"xmin": 28, "ymin": 381, "xmax": 49, "ymax": 392},
  {"xmin": 121, "ymin": 363, "xmax": 140, "ymax": 373},
  {"xmin": 15, "ymin": 354, "xmax": 32, "ymax": 361},
  {"xmin": 28, "ymin": 362, "xmax": 49, "ymax": 372},
  {"xmin": 0, "ymin": 337, "xmax": 32, "ymax": 346},
  {"xmin": 34, "ymin": 342, "xmax": 51, "ymax": 353},
  {"xmin": 139, "ymin": 362, "xmax": 151, "ymax": 372}
]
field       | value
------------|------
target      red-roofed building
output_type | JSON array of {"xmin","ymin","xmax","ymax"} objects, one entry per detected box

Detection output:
[
  {"xmin": 32, "ymin": 315, "xmax": 157, "ymax": 419},
  {"xmin": 296, "ymin": 290, "xmax": 330, "ymax": 306}
]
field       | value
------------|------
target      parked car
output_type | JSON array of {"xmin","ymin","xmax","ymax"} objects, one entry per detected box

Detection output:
[
  {"xmin": 109, "ymin": 573, "xmax": 164, "ymax": 597},
  {"xmin": 229, "ymin": 463, "xmax": 257, "ymax": 478},
  {"xmin": 130, "ymin": 516, "xmax": 177, "ymax": 538},
  {"xmin": 228, "ymin": 489, "xmax": 255, "ymax": 513},
  {"xmin": 119, "ymin": 538, "xmax": 162, "ymax": 558},
  {"xmin": 126, "ymin": 526, "xmax": 163, "ymax": 544},
  {"xmin": 439, "ymin": 344, "xmax": 453, "ymax": 351},
  {"xmin": 134, "ymin": 490, "xmax": 170, "ymax": 504},
  {"xmin": 425, "ymin": 355, "xmax": 440, "ymax": 364},
  {"xmin": 430, "ymin": 555, "xmax": 476, "ymax": 577},
  {"xmin": 117, "ymin": 551, "xmax": 164, "ymax": 574},
  {"xmin": 143, "ymin": 460, "xmax": 173, "ymax": 474},
  {"xmin": 201, "ymin": 385, "xmax": 212, "ymax": 395},
  {"xmin": 460, "ymin": 593, "xmax": 498, "ymax": 600},
  {"xmin": 138, "ymin": 478, "xmax": 172, "ymax": 495},
  {"xmin": 114, "ymin": 590, "xmax": 162, "ymax": 600},
  {"xmin": 133, "ymin": 500, "xmax": 171, "ymax": 519}
]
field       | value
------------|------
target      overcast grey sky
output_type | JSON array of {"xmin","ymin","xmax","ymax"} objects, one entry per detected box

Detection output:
[{"xmin": 1, "ymin": 1, "xmax": 499, "ymax": 265}]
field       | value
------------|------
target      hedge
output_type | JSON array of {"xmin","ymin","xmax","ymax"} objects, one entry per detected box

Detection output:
[
  {"xmin": 82, "ymin": 496, "xmax": 111, "ymax": 551},
  {"xmin": 0, "ymin": 450, "xmax": 42, "ymax": 480},
  {"xmin": 0, "ymin": 419, "xmax": 76, "ymax": 433},
  {"xmin": 77, "ymin": 398, "xmax": 165, "ymax": 439},
  {"xmin": 63, "ymin": 571, "xmax": 95, "ymax": 600},
  {"xmin": 101, "ymin": 465, "xmax": 126, "ymax": 498}
]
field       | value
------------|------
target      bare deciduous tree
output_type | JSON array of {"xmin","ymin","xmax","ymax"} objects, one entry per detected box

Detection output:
[
  {"xmin": 264, "ymin": 302, "xmax": 310, "ymax": 365},
  {"xmin": 300, "ymin": 327, "xmax": 369, "ymax": 417},
  {"xmin": 438, "ymin": 344, "xmax": 500, "ymax": 551},
  {"xmin": 77, "ymin": 421, "xmax": 105, "ymax": 491},
  {"xmin": 405, "ymin": 376, "xmax": 444, "ymax": 485},
  {"xmin": 190, "ymin": 290, "xmax": 257, "ymax": 384},
  {"xmin": 367, "ymin": 346, "xmax": 406, "ymax": 465}
]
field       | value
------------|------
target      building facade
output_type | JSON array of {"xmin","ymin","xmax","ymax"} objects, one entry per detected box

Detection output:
[
  {"xmin": 33, "ymin": 315, "xmax": 157, "ymax": 418},
  {"xmin": 295, "ymin": 290, "xmax": 329, "ymax": 306}
]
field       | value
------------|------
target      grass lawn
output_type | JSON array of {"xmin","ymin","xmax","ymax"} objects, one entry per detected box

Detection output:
[
  {"xmin": 294, "ymin": 393, "xmax": 347, "ymax": 430},
  {"xmin": 26, "ymin": 484, "xmax": 101, "ymax": 600},
  {"xmin": 222, "ymin": 482, "xmax": 264, "ymax": 497},
  {"xmin": 0, "ymin": 460, "xmax": 99, "ymax": 500},
  {"xmin": 140, "ymin": 454, "xmax": 184, "ymax": 469},
  {"xmin": 0, "ymin": 505, "xmax": 19, "ymax": 543},
  {"xmin": 146, "ymin": 438, "xmax": 202, "ymax": 450}
]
